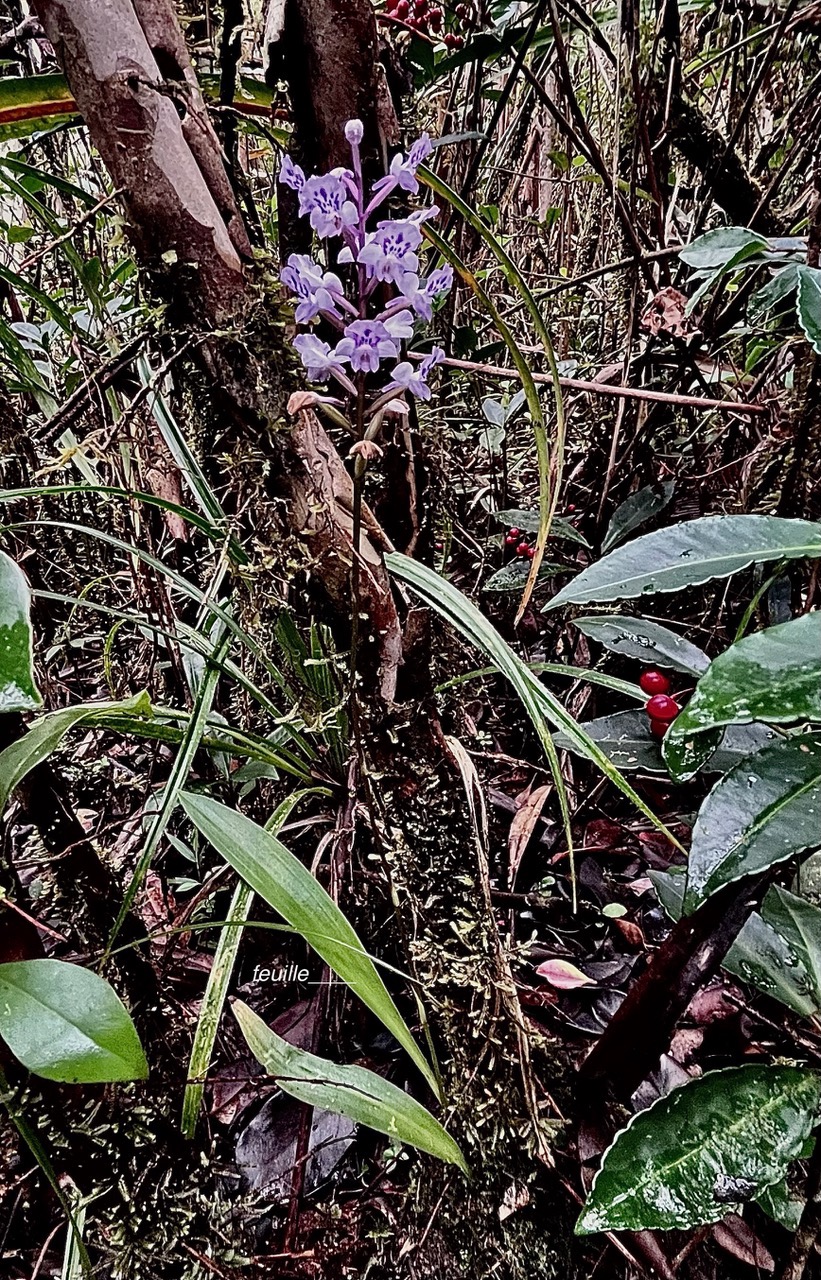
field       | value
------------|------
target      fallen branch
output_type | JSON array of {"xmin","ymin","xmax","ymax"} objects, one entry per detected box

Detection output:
[{"xmin": 425, "ymin": 352, "xmax": 768, "ymax": 416}]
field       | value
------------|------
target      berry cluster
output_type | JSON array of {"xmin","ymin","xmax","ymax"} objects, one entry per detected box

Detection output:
[
  {"xmin": 504, "ymin": 527, "xmax": 536, "ymax": 559},
  {"xmin": 385, "ymin": 0, "xmax": 463, "ymax": 44},
  {"xmin": 639, "ymin": 669, "xmax": 680, "ymax": 740}
]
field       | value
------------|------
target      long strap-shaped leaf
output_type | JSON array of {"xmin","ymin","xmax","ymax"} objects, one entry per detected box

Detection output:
[
  {"xmin": 386, "ymin": 554, "xmax": 684, "ymax": 857},
  {"xmin": 233, "ymin": 1001, "xmax": 465, "ymax": 1171},
  {"xmin": 180, "ymin": 789, "xmax": 318, "ymax": 1137},
  {"xmin": 180, "ymin": 791, "xmax": 441, "ymax": 1097},
  {"xmin": 419, "ymin": 166, "xmax": 565, "ymax": 623}
]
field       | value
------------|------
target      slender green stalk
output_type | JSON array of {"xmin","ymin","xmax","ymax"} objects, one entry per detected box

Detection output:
[
  {"xmin": 103, "ymin": 626, "xmax": 233, "ymax": 961},
  {"xmin": 419, "ymin": 166, "xmax": 566, "ymax": 623}
]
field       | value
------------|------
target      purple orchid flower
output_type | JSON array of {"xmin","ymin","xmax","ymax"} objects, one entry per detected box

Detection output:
[
  {"xmin": 383, "ymin": 308, "xmax": 415, "ymax": 343},
  {"xmin": 369, "ymin": 133, "xmax": 434, "ymax": 205},
  {"xmin": 279, "ymin": 154, "xmax": 306, "ymax": 192},
  {"xmin": 334, "ymin": 319, "xmax": 399, "ymax": 374},
  {"xmin": 398, "ymin": 265, "xmax": 454, "ymax": 321},
  {"xmin": 385, "ymin": 346, "xmax": 445, "ymax": 401},
  {"xmin": 358, "ymin": 219, "xmax": 422, "ymax": 284},
  {"xmin": 280, "ymin": 254, "xmax": 349, "ymax": 324},
  {"xmin": 298, "ymin": 172, "xmax": 359, "ymax": 238},
  {"xmin": 293, "ymin": 332, "xmax": 347, "ymax": 383}
]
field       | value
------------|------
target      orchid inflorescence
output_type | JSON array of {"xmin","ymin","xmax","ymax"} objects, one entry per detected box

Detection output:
[{"xmin": 278, "ymin": 120, "xmax": 452, "ymax": 412}]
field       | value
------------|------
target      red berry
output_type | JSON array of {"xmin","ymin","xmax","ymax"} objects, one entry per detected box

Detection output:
[
  {"xmin": 395, "ymin": 0, "xmax": 409, "ymax": 12},
  {"xmin": 639, "ymin": 669, "xmax": 671, "ymax": 696},
  {"xmin": 428, "ymin": 7, "xmax": 442, "ymax": 27},
  {"xmin": 526, "ymin": 546, "xmax": 536, "ymax": 559},
  {"xmin": 649, "ymin": 718, "xmax": 668, "ymax": 741},
  {"xmin": 645, "ymin": 694, "xmax": 680, "ymax": 721},
  {"xmin": 505, "ymin": 534, "xmax": 518, "ymax": 547},
  {"xmin": 566, "ymin": 503, "xmax": 576, "ymax": 513},
  {"xmin": 516, "ymin": 542, "xmax": 530, "ymax": 557},
  {"xmin": 414, "ymin": 0, "xmax": 428, "ymax": 12},
  {"xmin": 507, "ymin": 527, "xmax": 520, "ymax": 537},
  {"xmin": 453, "ymin": 31, "xmax": 465, "ymax": 44},
  {"xmin": 443, "ymin": 31, "xmax": 457, "ymax": 46}
]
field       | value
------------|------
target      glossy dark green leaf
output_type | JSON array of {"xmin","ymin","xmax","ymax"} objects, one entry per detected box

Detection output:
[
  {"xmin": 576, "ymin": 1066, "xmax": 821, "ymax": 1234},
  {"xmin": 679, "ymin": 227, "xmax": 768, "ymax": 270},
  {"xmin": 493, "ymin": 508, "xmax": 590, "ymax": 547},
  {"xmin": 0, "ymin": 960, "xmax": 148, "ymax": 1083},
  {"xmin": 602, "ymin": 482, "xmax": 675, "ymax": 553},
  {"xmin": 755, "ymin": 887, "xmax": 821, "ymax": 1011},
  {"xmin": 797, "ymin": 266, "xmax": 821, "ymax": 354},
  {"xmin": 666, "ymin": 616, "xmax": 821, "ymax": 762},
  {"xmin": 557, "ymin": 710, "xmax": 774, "ymax": 777},
  {"xmin": 179, "ymin": 792, "xmax": 438, "ymax": 1095},
  {"xmin": 233, "ymin": 1001, "xmax": 466, "ymax": 1172},
  {"xmin": 574, "ymin": 615, "xmax": 710, "ymax": 676},
  {"xmin": 684, "ymin": 736, "xmax": 821, "ymax": 911},
  {"xmin": 756, "ymin": 1178, "xmax": 804, "ymax": 1231},
  {"xmin": 727, "ymin": 894, "xmax": 821, "ymax": 1019},
  {"xmin": 483, "ymin": 558, "xmax": 567, "ymax": 593},
  {"xmin": 650, "ymin": 872, "xmax": 821, "ymax": 1019},
  {"xmin": 0, "ymin": 550, "xmax": 41, "ymax": 713},
  {"xmin": 0, "ymin": 692, "xmax": 152, "ymax": 812},
  {"xmin": 554, "ymin": 710, "xmax": 663, "ymax": 771},
  {"xmin": 750, "ymin": 262, "xmax": 800, "ymax": 319},
  {"xmin": 546, "ymin": 516, "xmax": 821, "ymax": 609}
]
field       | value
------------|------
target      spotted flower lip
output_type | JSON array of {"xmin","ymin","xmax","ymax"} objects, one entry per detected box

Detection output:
[
  {"xmin": 334, "ymin": 319, "xmax": 399, "ymax": 374},
  {"xmin": 279, "ymin": 154, "xmax": 306, "ymax": 192},
  {"xmin": 293, "ymin": 332, "xmax": 347, "ymax": 382},
  {"xmin": 298, "ymin": 173, "xmax": 359, "ymax": 238},
  {"xmin": 398, "ymin": 265, "xmax": 454, "ymax": 321},
  {"xmin": 385, "ymin": 346, "xmax": 445, "ymax": 401},
  {"xmin": 369, "ymin": 133, "xmax": 434, "ymax": 203},
  {"xmin": 280, "ymin": 253, "xmax": 349, "ymax": 324},
  {"xmin": 358, "ymin": 219, "xmax": 423, "ymax": 284}
]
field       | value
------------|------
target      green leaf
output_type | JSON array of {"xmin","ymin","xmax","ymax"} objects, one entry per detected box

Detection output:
[
  {"xmin": 756, "ymin": 1177, "xmax": 804, "ymax": 1231},
  {"xmin": 666, "ymin": 616, "xmax": 821, "ymax": 764},
  {"xmin": 0, "ymin": 693, "xmax": 152, "ymax": 813},
  {"xmin": 650, "ymin": 873, "xmax": 821, "ymax": 1019},
  {"xmin": 797, "ymin": 266, "xmax": 821, "ymax": 353},
  {"xmin": 574, "ymin": 615, "xmax": 710, "ymax": 676},
  {"xmin": 180, "ymin": 789, "xmax": 318, "ymax": 1138},
  {"xmin": 749, "ymin": 262, "xmax": 800, "ymax": 319},
  {"xmin": 727, "ymin": 904, "xmax": 820, "ymax": 1019},
  {"xmin": 483, "ymin": 559, "xmax": 568, "ymax": 593},
  {"xmin": 179, "ymin": 792, "xmax": 439, "ymax": 1096},
  {"xmin": 679, "ymin": 227, "xmax": 768, "ymax": 270},
  {"xmin": 576, "ymin": 1065, "xmax": 821, "ymax": 1234},
  {"xmin": 493, "ymin": 509, "xmax": 591, "ymax": 548},
  {"xmin": 602, "ymin": 482, "xmax": 675, "ymax": 553},
  {"xmin": 546, "ymin": 516, "xmax": 821, "ymax": 608},
  {"xmin": 684, "ymin": 735, "xmax": 821, "ymax": 911},
  {"xmin": 233, "ymin": 1001, "xmax": 467, "ymax": 1172},
  {"xmin": 0, "ymin": 960, "xmax": 147, "ymax": 1083},
  {"xmin": 554, "ymin": 710, "xmax": 663, "ymax": 772},
  {"xmin": 0, "ymin": 550, "xmax": 41, "ymax": 712}
]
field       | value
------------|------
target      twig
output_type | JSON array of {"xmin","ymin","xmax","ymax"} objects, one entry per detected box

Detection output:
[
  {"xmin": 420, "ymin": 352, "xmax": 767, "ymax": 415},
  {"xmin": 18, "ymin": 188, "xmax": 125, "ymax": 272}
]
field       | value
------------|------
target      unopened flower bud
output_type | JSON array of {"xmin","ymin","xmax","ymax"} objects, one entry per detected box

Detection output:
[{"xmin": 344, "ymin": 119, "xmax": 364, "ymax": 145}]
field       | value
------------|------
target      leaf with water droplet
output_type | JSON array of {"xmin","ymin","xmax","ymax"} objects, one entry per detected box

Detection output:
[
  {"xmin": 685, "ymin": 735, "xmax": 821, "ymax": 910},
  {"xmin": 546, "ymin": 515, "xmax": 821, "ymax": 609},
  {"xmin": 666, "ymin": 615, "xmax": 821, "ymax": 769},
  {"xmin": 576, "ymin": 1065, "xmax": 821, "ymax": 1234},
  {"xmin": 574, "ymin": 614, "xmax": 710, "ymax": 676}
]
